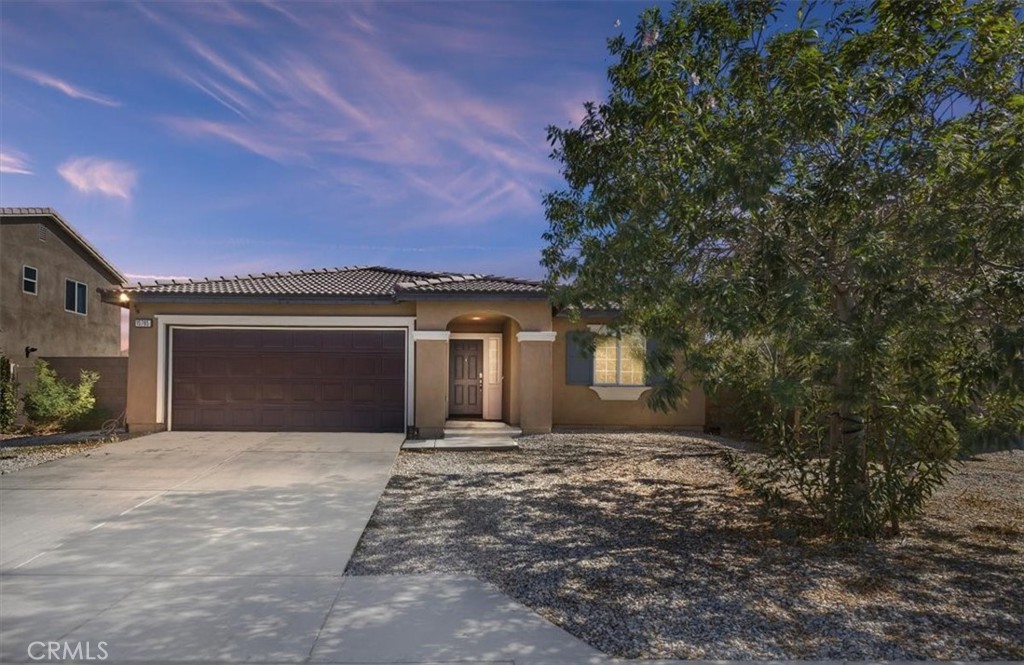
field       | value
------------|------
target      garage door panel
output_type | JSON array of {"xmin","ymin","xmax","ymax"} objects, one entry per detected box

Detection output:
[
  {"xmin": 173, "ymin": 407, "xmax": 197, "ymax": 428},
  {"xmin": 200, "ymin": 383, "xmax": 229, "ymax": 401},
  {"xmin": 352, "ymin": 332, "xmax": 383, "ymax": 350},
  {"xmin": 260, "ymin": 331, "xmax": 288, "ymax": 349},
  {"xmin": 285, "ymin": 408, "xmax": 318, "ymax": 429},
  {"xmin": 197, "ymin": 408, "xmax": 228, "ymax": 429},
  {"xmin": 201, "ymin": 357, "xmax": 230, "ymax": 376},
  {"xmin": 231, "ymin": 332, "xmax": 259, "ymax": 349},
  {"xmin": 261, "ymin": 384, "xmax": 287, "ymax": 401},
  {"xmin": 292, "ymin": 331, "xmax": 330, "ymax": 350},
  {"xmin": 323, "ymin": 356, "xmax": 347, "ymax": 374},
  {"xmin": 351, "ymin": 383, "xmax": 375, "ymax": 403},
  {"xmin": 322, "ymin": 382, "xmax": 352, "ymax": 402},
  {"xmin": 380, "ymin": 382, "xmax": 404, "ymax": 402},
  {"xmin": 347, "ymin": 408, "xmax": 379, "ymax": 431},
  {"xmin": 260, "ymin": 408, "xmax": 287, "ymax": 429},
  {"xmin": 261, "ymin": 357, "xmax": 289, "ymax": 376},
  {"xmin": 227, "ymin": 356, "xmax": 259, "ymax": 377},
  {"xmin": 380, "ymin": 408, "xmax": 404, "ymax": 431},
  {"xmin": 230, "ymin": 407, "xmax": 261, "ymax": 428},
  {"xmin": 175, "ymin": 382, "xmax": 198, "ymax": 401},
  {"xmin": 172, "ymin": 328, "xmax": 405, "ymax": 432},
  {"xmin": 292, "ymin": 357, "xmax": 321, "ymax": 376},
  {"xmin": 174, "ymin": 356, "xmax": 198, "ymax": 375},
  {"xmin": 318, "ymin": 409, "xmax": 349, "ymax": 429},
  {"xmin": 229, "ymin": 383, "xmax": 260, "ymax": 402},
  {"xmin": 292, "ymin": 383, "xmax": 317, "ymax": 402}
]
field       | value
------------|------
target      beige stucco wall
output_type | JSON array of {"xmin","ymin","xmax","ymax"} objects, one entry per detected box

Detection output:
[
  {"xmin": 0, "ymin": 217, "xmax": 122, "ymax": 363},
  {"xmin": 502, "ymin": 318, "xmax": 521, "ymax": 425},
  {"xmin": 413, "ymin": 338, "xmax": 448, "ymax": 438},
  {"xmin": 551, "ymin": 317, "xmax": 705, "ymax": 429},
  {"xmin": 518, "ymin": 339, "xmax": 553, "ymax": 434},
  {"xmin": 125, "ymin": 306, "xmax": 161, "ymax": 432},
  {"xmin": 415, "ymin": 300, "xmax": 552, "ymax": 332}
]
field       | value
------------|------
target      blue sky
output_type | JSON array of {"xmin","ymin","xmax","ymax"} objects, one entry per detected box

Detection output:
[{"xmin": 1, "ymin": 1, "xmax": 649, "ymax": 282}]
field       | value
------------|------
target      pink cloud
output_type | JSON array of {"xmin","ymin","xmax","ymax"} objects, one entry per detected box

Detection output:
[
  {"xmin": 57, "ymin": 157, "xmax": 137, "ymax": 200},
  {"xmin": 0, "ymin": 149, "xmax": 33, "ymax": 175},
  {"xmin": 8, "ymin": 64, "xmax": 121, "ymax": 107},
  {"xmin": 144, "ymin": 2, "xmax": 572, "ymax": 224},
  {"xmin": 163, "ymin": 117, "xmax": 305, "ymax": 163}
]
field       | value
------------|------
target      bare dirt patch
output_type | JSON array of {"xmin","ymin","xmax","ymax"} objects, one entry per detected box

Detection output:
[{"xmin": 347, "ymin": 431, "xmax": 1023, "ymax": 660}]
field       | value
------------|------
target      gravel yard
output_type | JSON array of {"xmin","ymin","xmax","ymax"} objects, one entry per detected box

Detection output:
[
  {"xmin": 0, "ymin": 435, "xmax": 121, "ymax": 474},
  {"xmin": 347, "ymin": 431, "xmax": 1024, "ymax": 660}
]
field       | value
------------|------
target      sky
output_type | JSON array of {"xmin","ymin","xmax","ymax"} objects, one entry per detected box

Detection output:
[{"xmin": 0, "ymin": 1, "xmax": 652, "ymax": 283}]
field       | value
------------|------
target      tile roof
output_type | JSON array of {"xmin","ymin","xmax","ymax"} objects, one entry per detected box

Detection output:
[
  {"xmin": 1, "ymin": 207, "xmax": 126, "ymax": 284},
  {"xmin": 395, "ymin": 274, "xmax": 545, "ymax": 296},
  {"xmin": 118, "ymin": 265, "xmax": 546, "ymax": 301}
]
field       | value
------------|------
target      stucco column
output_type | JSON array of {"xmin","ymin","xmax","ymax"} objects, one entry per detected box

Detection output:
[
  {"xmin": 516, "ymin": 331, "xmax": 556, "ymax": 434},
  {"xmin": 126, "ymin": 308, "xmax": 163, "ymax": 433},
  {"xmin": 413, "ymin": 330, "xmax": 449, "ymax": 439}
]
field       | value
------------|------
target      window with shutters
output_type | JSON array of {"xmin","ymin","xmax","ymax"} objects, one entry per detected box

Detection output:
[{"xmin": 593, "ymin": 332, "xmax": 646, "ymax": 386}]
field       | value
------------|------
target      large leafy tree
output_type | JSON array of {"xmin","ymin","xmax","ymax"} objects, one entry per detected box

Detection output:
[{"xmin": 543, "ymin": 0, "xmax": 1024, "ymax": 537}]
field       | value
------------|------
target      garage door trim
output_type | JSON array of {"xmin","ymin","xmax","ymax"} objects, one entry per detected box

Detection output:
[{"xmin": 154, "ymin": 315, "xmax": 416, "ymax": 432}]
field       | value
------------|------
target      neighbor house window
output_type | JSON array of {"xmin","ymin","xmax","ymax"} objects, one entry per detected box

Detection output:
[
  {"xmin": 23, "ymin": 266, "xmax": 38, "ymax": 295},
  {"xmin": 65, "ymin": 279, "xmax": 87, "ymax": 315},
  {"xmin": 593, "ymin": 333, "xmax": 646, "ymax": 386}
]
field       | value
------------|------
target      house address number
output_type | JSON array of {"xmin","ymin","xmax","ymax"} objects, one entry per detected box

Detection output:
[{"xmin": 134, "ymin": 318, "xmax": 153, "ymax": 328}]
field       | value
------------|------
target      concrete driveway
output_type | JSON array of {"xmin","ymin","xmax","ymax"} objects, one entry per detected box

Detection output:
[{"xmin": 0, "ymin": 431, "xmax": 602, "ymax": 664}]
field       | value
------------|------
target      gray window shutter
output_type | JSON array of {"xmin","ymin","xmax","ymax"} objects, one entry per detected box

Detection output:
[
  {"xmin": 565, "ymin": 331, "xmax": 594, "ymax": 385},
  {"xmin": 646, "ymin": 337, "xmax": 668, "ymax": 386}
]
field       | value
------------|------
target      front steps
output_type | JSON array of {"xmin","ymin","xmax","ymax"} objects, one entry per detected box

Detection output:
[{"xmin": 402, "ymin": 420, "xmax": 520, "ymax": 451}]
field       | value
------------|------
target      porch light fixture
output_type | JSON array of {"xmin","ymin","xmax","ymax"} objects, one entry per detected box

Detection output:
[{"xmin": 118, "ymin": 292, "xmax": 130, "ymax": 303}]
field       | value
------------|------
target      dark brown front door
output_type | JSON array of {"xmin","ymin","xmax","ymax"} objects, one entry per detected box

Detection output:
[
  {"xmin": 171, "ymin": 329, "xmax": 405, "ymax": 432},
  {"xmin": 449, "ymin": 339, "xmax": 483, "ymax": 417}
]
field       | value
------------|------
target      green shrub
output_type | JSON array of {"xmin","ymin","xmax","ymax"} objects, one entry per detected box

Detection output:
[
  {"xmin": 66, "ymin": 405, "xmax": 113, "ymax": 432},
  {"xmin": 0, "ymin": 356, "xmax": 18, "ymax": 433},
  {"xmin": 22, "ymin": 360, "xmax": 99, "ymax": 431}
]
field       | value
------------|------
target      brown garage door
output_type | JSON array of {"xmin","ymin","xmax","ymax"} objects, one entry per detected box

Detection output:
[{"xmin": 171, "ymin": 329, "xmax": 405, "ymax": 432}]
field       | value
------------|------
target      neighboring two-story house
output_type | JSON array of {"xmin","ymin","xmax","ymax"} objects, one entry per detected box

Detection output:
[{"xmin": 1, "ymin": 208, "xmax": 127, "ymax": 409}]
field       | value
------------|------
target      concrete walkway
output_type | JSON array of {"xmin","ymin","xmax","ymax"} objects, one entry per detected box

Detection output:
[{"xmin": 0, "ymin": 431, "xmax": 600, "ymax": 664}]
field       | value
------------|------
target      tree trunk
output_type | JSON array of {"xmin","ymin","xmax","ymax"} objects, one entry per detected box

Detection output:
[{"xmin": 832, "ymin": 284, "xmax": 869, "ymax": 535}]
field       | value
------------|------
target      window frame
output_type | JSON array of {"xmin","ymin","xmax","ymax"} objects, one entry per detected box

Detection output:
[
  {"xmin": 64, "ymin": 278, "xmax": 88, "ymax": 315},
  {"xmin": 590, "ymin": 327, "xmax": 646, "ymax": 387},
  {"xmin": 22, "ymin": 265, "xmax": 38, "ymax": 295}
]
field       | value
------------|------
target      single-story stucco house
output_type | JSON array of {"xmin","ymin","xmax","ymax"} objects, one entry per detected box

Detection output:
[{"xmin": 106, "ymin": 266, "xmax": 704, "ymax": 437}]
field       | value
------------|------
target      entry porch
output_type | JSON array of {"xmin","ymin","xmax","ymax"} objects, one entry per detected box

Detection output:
[{"xmin": 411, "ymin": 302, "xmax": 555, "ymax": 439}]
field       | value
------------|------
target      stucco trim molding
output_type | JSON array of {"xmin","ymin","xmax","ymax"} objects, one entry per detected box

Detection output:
[
  {"xmin": 412, "ymin": 330, "xmax": 450, "ymax": 342},
  {"xmin": 516, "ymin": 331, "xmax": 557, "ymax": 343},
  {"xmin": 588, "ymin": 386, "xmax": 650, "ymax": 401}
]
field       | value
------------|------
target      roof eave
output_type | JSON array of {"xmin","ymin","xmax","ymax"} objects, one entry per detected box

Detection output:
[
  {"xmin": 108, "ymin": 292, "xmax": 399, "ymax": 306},
  {"xmin": 555, "ymin": 307, "xmax": 622, "ymax": 319}
]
